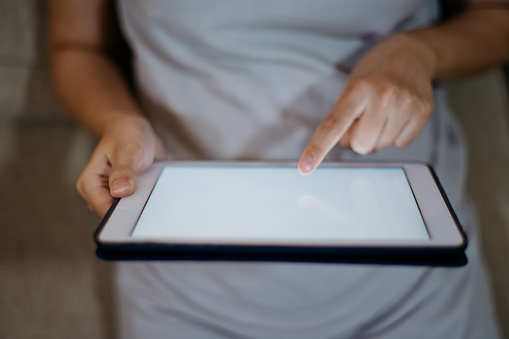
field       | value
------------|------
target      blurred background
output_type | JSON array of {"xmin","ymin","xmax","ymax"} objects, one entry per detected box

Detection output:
[{"xmin": 0, "ymin": 1, "xmax": 508, "ymax": 338}]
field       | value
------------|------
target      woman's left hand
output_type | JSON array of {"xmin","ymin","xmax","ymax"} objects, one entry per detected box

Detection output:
[{"xmin": 298, "ymin": 34, "xmax": 436, "ymax": 175}]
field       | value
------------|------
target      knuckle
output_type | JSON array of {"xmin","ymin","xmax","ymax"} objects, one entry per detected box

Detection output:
[
  {"xmin": 380, "ymin": 80, "xmax": 399, "ymax": 98},
  {"xmin": 320, "ymin": 115, "xmax": 341, "ymax": 133},
  {"xmin": 349, "ymin": 78, "xmax": 364, "ymax": 91},
  {"xmin": 417, "ymin": 100, "xmax": 434, "ymax": 117},
  {"xmin": 371, "ymin": 80, "xmax": 398, "ymax": 106},
  {"xmin": 121, "ymin": 140, "xmax": 146, "ymax": 160},
  {"xmin": 371, "ymin": 80, "xmax": 400, "ymax": 111},
  {"xmin": 109, "ymin": 168, "xmax": 134, "ymax": 185},
  {"xmin": 348, "ymin": 78, "xmax": 370, "ymax": 96},
  {"xmin": 402, "ymin": 93, "xmax": 433, "ymax": 118},
  {"xmin": 110, "ymin": 140, "xmax": 148, "ymax": 175},
  {"xmin": 401, "ymin": 91, "xmax": 419, "ymax": 106},
  {"xmin": 111, "ymin": 162, "xmax": 133, "ymax": 174}
]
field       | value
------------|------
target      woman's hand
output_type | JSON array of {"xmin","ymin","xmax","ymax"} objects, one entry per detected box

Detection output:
[
  {"xmin": 298, "ymin": 34, "xmax": 436, "ymax": 174},
  {"xmin": 77, "ymin": 115, "xmax": 166, "ymax": 217}
]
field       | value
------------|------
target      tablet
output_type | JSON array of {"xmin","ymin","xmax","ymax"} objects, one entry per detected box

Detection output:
[{"xmin": 94, "ymin": 161, "xmax": 468, "ymax": 266}]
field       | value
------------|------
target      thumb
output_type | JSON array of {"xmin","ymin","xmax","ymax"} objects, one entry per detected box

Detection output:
[{"xmin": 108, "ymin": 146, "xmax": 147, "ymax": 198}]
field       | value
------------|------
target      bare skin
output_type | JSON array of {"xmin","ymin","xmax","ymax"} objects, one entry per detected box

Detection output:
[
  {"xmin": 49, "ymin": 0, "xmax": 166, "ymax": 217},
  {"xmin": 48, "ymin": 0, "xmax": 509, "ymax": 217},
  {"xmin": 298, "ymin": 3, "xmax": 509, "ymax": 174}
]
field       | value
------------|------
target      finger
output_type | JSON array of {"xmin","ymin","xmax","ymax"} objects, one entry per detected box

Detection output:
[
  {"xmin": 108, "ymin": 142, "xmax": 148, "ymax": 198},
  {"xmin": 373, "ymin": 115, "xmax": 410, "ymax": 152},
  {"xmin": 393, "ymin": 116, "xmax": 425, "ymax": 149},
  {"xmin": 348, "ymin": 108, "xmax": 385, "ymax": 155},
  {"xmin": 348, "ymin": 87, "xmax": 396, "ymax": 155},
  {"xmin": 77, "ymin": 161, "xmax": 115, "ymax": 218},
  {"xmin": 86, "ymin": 182, "xmax": 114, "ymax": 218},
  {"xmin": 393, "ymin": 102, "xmax": 433, "ymax": 148},
  {"xmin": 373, "ymin": 101, "xmax": 412, "ymax": 152},
  {"xmin": 299, "ymin": 84, "xmax": 368, "ymax": 175},
  {"xmin": 339, "ymin": 119, "xmax": 357, "ymax": 149}
]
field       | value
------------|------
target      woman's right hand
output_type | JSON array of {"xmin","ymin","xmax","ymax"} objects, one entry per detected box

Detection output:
[
  {"xmin": 77, "ymin": 115, "xmax": 167, "ymax": 218},
  {"xmin": 48, "ymin": 1, "xmax": 168, "ymax": 217}
]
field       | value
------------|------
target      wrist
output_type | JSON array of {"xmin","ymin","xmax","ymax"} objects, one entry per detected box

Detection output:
[
  {"xmin": 387, "ymin": 32, "xmax": 438, "ymax": 80},
  {"xmin": 101, "ymin": 111, "xmax": 152, "ymax": 137}
]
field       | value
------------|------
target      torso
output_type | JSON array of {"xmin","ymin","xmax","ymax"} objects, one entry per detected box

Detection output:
[{"xmin": 113, "ymin": 2, "xmax": 499, "ymax": 338}]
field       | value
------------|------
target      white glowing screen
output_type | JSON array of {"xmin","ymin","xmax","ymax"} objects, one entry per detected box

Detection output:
[{"xmin": 132, "ymin": 166, "xmax": 429, "ymax": 243}]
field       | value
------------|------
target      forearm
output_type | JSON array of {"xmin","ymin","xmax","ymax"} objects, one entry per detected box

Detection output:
[
  {"xmin": 403, "ymin": 6, "xmax": 509, "ymax": 81},
  {"xmin": 50, "ymin": 48, "xmax": 148, "ymax": 137}
]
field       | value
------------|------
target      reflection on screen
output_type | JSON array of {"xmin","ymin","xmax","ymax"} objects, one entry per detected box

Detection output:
[{"xmin": 132, "ymin": 166, "xmax": 429, "ymax": 243}]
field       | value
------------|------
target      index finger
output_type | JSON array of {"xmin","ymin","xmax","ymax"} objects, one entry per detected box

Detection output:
[{"xmin": 298, "ymin": 85, "xmax": 368, "ymax": 175}]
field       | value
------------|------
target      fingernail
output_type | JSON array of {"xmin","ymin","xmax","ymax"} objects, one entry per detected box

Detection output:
[
  {"xmin": 111, "ymin": 180, "xmax": 130, "ymax": 195},
  {"xmin": 300, "ymin": 157, "xmax": 315, "ymax": 175}
]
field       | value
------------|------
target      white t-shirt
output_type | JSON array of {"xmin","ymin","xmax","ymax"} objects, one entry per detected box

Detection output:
[{"xmin": 113, "ymin": 1, "xmax": 500, "ymax": 337}]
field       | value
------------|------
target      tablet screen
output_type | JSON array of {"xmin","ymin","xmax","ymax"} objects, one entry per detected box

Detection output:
[{"xmin": 130, "ymin": 166, "xmax": 429, "ymax": 243}]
